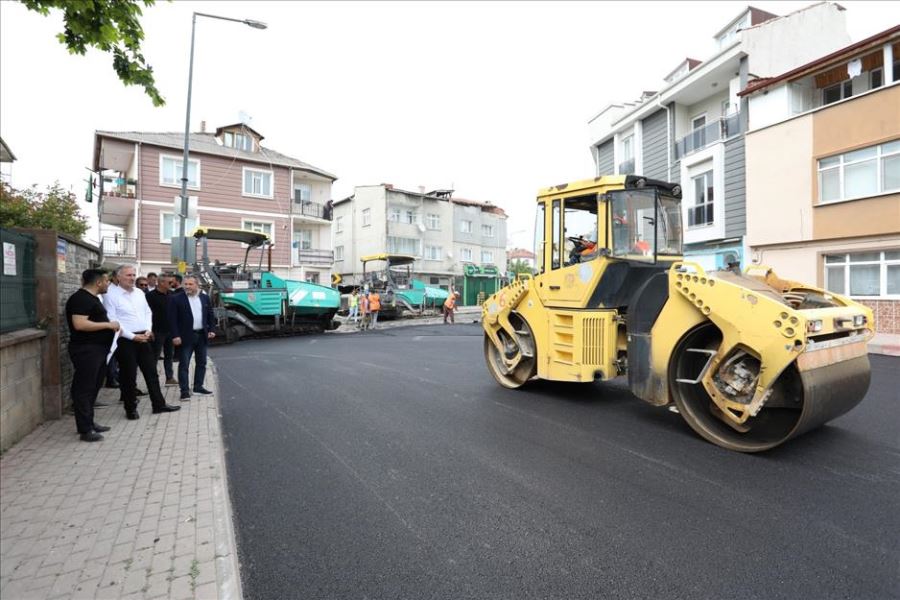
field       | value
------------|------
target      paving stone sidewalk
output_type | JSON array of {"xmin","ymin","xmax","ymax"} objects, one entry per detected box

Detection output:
[{"xmin": 0, "ymin": 360, "xmax": 241, "ymax": 600}]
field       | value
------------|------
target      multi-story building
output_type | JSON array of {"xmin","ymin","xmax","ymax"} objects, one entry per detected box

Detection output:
[
  {"xmin": 741, "ymin": 26, "xmax": 900, "ymax": 334},
  {"xmin": 587, "ymin": 2, "xmax": 852, "ymax": 270},
  {"xmin": 332, "ymin": 184, "xmax": 507, "ymax": 296},
  {"xmin": 0, "ymin": 136, "xmax": 15, "ymax": 183},
  {"xmin": 92, "ymin": 123, "xmax": 337, "ymax": 282}
]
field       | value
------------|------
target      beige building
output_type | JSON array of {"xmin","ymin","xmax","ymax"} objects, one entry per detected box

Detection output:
[{"xmin": 742, "ymin": 27, "xmax": 900, "ymax": 333}]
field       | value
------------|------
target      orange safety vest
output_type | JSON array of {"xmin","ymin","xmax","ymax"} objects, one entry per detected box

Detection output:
[
  {"xmin": 444, "ymin": 294, "xmax": 457, "ymax": 310},
  {"xmin": 368, "ymin": 293, "xmax": 381, "ymax": 311}
]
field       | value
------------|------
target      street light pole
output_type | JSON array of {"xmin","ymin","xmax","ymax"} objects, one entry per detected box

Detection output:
[{"xmin": 177, "ymin": 12, "xmax": 268, "ymax": 270}]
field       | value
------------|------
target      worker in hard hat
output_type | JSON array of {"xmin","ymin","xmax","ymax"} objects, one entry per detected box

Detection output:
[{"xmin": 443, "ymin": 290, "xmax": 461, "ymax": 324}]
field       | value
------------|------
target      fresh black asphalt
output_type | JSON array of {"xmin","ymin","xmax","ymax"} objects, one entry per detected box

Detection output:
[{"xmin": 213, "ymin": 324, "xmax": 900, "ymax": 600}]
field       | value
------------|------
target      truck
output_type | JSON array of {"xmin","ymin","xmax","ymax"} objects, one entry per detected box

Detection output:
[{"xmin": 481, "ymin": 175, "xmax": 873, "ymax": 452}]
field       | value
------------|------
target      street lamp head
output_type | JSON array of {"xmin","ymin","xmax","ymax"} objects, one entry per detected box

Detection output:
[{"xmin": 244, "ymin": 19, "xmax": 267, "ymax": 29}]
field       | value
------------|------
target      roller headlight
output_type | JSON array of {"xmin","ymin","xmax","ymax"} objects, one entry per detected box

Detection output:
[
  {"xmin": 807, "ymin": 319, "xmax": 823, "ymax": 333},
  {"xmin": 853, "ymin": 315, "xmax": 867, "ymax": 328}
]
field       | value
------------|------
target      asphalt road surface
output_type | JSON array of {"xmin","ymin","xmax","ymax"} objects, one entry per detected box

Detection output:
[{"xmin": 213, "ymin": 324, "xmax": 899, "ymax": 600}]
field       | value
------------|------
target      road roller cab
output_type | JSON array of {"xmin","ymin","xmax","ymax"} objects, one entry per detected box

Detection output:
[{"xmin": 481, "ymin": 175, "xmax": 874, "ymax": 452}]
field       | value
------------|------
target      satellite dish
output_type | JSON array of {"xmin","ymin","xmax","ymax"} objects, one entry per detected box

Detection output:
[
  {"xmin": 446, "ymin": 251, "xmax": 453, "ymax": 259},
  {"xmin": 417, "ymin": 223, "xmax": 426, "ymax": 233}
]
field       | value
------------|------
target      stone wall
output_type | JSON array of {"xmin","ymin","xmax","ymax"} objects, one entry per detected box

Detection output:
[
  {"xmin": 0, "ymin": 329, "xmax": 46, "ymax": 452},
  {"xmin": 859, "ymin": 299, "xmax": 899, "ymax": 335}
]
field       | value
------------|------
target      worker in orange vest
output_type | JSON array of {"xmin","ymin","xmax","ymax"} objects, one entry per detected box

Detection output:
[
  {"xmin": 358, "ymin": 289, "xmax": 370, "ymax": 331},
  {"xmin": 443, "ymin": 290, "xmax": 460, "ymax": 324},
  {"xmin": 368, "ymin": 289, "xmax": 381, "ymax": 329}
]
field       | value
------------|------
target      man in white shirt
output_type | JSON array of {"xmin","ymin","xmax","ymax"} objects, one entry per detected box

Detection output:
[{"xmin": 104, "ymin": 264, "xmax": 181, "ymax": 419}]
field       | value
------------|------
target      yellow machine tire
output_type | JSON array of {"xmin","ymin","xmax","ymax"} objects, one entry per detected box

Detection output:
[
  {"xmin": 668, "ymin": 322, "xmax": 870, "ymax": 453},
  {"xmin": 483, "ymin": 313, "xmax": 537, "ymax": 389}
]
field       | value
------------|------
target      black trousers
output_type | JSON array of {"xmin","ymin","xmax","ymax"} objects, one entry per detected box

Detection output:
[
  {"xmin": 115, "ymin": 337, "xmax": 167, "ymax": 413},
  {"xmin": 68, "ymin": 343, "xmax": 108, "ymax": 434},
  {"xmin": 151, "ymin": 330, "xmax": 174, "ymax": 380}
]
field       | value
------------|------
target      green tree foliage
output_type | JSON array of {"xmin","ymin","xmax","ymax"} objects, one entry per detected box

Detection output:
[
  {"xmin": 508, "ymin": 258, "xmax": 535, "ymax": 278},
  {"xmin": 0, "ymin": 182, "xmax": 90, "ymax": 239},
  {"xmin": 20, "ymin": 0, "xmax": 165, "ymax": 106}
]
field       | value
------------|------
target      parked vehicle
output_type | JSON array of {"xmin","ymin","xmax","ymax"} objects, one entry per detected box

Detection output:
[{"xmin": 359, "ymin": 253, "xmax": 449, "ymax": 318}]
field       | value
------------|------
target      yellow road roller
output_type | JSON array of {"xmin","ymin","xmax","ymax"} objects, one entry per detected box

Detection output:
[{"xmin": 482, "ymin": 175, "xmax": 873, "ymax": 452}]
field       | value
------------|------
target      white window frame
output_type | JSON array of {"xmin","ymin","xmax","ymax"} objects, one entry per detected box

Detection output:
[
  {"xmin": 689, "ymin": 170, "xmax": 715, "ymax": 228},
  {"xmin": 824, "ymin": 250, "xmax": 900, "ymax": 299},
  {"xmin": 870, "ymin": 68, "xmax": 883, "ymax": 90},
  {"xmin": 335, "ymin": 215, "xmax": 344, "ymax": 233},
  {"xmin": 159, "ymin": 211, "xmax": 200, "ymax": 244},
  {"xmin": 387, "ymin": 236, "xmax": 420, "ymax": 257},
  {"xmin": 335, "ymin": 245, "xmax": 344, "ymax": 261},
  {"xmin": 389, "ymin": 207, "xmax": 401, "ymax": 222},
  {"xmin": 822, "ymin": 80, "xmax": 853, "ymax": 105},
  {"xmin": 481, "ymin": 250, "xmax": 494, "ymax": 264},
  {"xmin": 241, "ymin": 219, "xmax": 275, "ymax": 245},
  {"xmin": 426, "ymin": 213, "xmax": 441, "ymax": 230},
  {"xmin": 482, "ymin": 224, "xmax": 494, "ymax": 238},
  {"xmin": 404, "ymin": 209, "xmax": 417, "ymax": 225},
  {"xmin": 621, "ymin": 134, "xmax": 634, "ymax": 161},
  {"xmin": 817, "ymin": 140, "xmax": 900, "ymax": 205},
  {"xmin": 424, "ymin": 245, "xmax": 442, "ymax": 261},
  {"xmin": 297, "ymin": 228, "xmax": 312, "ymax": 250},
  {"xmin": 460, "ymin": 220, "xmax": 473, "ymax": 234},
  {"xmin": 361, "ymin": 208, "xmax": 371, "ymax": 227},
  {"xmin": 460, "ymin": 247, "xmax": 473, "ymax": 262},
  {"xmin": 293, "ymin": 183, "xmax": 311, "ymax": 203},
  {"xmin": 242, "ymin": 167, "xmax": 274, "ymax": 199},
  {"xmin": 159, "ymin": 154, "xmax": 200, "ymax": 189}
]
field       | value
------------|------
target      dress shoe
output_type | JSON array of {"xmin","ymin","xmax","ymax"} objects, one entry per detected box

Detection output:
[
  {"xmin": 135, "ymin": 389, "xmax": 146, "ymax": 396},
  {"xmin": 192, "ymin": 387, "xmax": 213, "ymax": 395},
  {"xmin": 92, "ymin": 424, "xmax": 111, "ymax": 433},
  {"xmin": 94, "ymin": 400, "xmax": 110, "ymax": 407},
  {"xmin": 105, "ymin": 381, "xmax": 119, "ymax": 389},
  {"xmin": 126, "ymin": 411, "xmax": 140, "ymax": 420},
  {"xmin": 80, "ymin": 432, "xmax": 103, "ymax": 442},
  {"xmin": 180, "ymin": 391, "xmax": 191, "ymax": 401},
  {"xmin": 165, "ymin": 378, "xmax": 179, "ymax": 386},
  {"xmin": 152, "ymin": 404, "xmax": 181, "ymax": 414}
]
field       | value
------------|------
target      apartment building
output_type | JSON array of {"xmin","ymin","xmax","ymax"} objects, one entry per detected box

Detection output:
[
  {"xmin": 741, "ymin": 27, "xmax": 900, "ymax": 333},
  {"xmin": 587, "ymin": 2, "xmax": 851, "ymax": 270},
  {"xmin": 332, "ymin": 184, "xmax": 507, "ymax": 293},
  {"xmin": 93, "ymin": 123, "xmax": 337, "ymax": 282}
]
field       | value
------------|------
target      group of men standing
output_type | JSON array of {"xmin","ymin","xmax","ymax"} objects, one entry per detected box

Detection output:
[{"xmin": 65, "ymin": 265, "xmax": 216, "ymax": 442}]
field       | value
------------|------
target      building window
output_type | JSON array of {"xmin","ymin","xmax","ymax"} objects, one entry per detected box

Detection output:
[
  {"xmin": 460, "ymin": 248, "xmax": 473, "ymax": 262},
  {"xmin": 425, "ymin": 245, "xmax": 442, "ymax": 260},
  {"xmin": 482, "ymin": 224, "xmax": 494, "ymax": 237},
  {"xmin": 818, "ymin": 140, "xmax": 900, "ymax": 204},
  {"xmin": 305, "ymin": 272, "xmax": 319, "ymax": 283},
  {"xmin": 224, "ymin": 131, "xmax": 254, "ymax": 151},
  {"xmin": 825, "ymin": 250, "xmax": 900, "ymax": 298},
  {"xmin": 460, "ymin": 220, "xmax": 473, "ymax": 234},
  {"xmin": 404, "ymin": 210, "xmax": 417, "ymax": 225},
  {"xmin": 293, "ymin": 183, "xmax": 311, "ymax": 203},
  {"xmin": 689, "ymin": 171, "xmax": 714, "ymax": 227},
  {"xmin": 160, "ymin": 156, "xmax": 199, "ymax": 188},
  {"xmin": 242, "ymin": 220, "xmax": 274, "ymax": 244},
  {"xmin": 871, "ymin": 68, "xmax": 883, "ymax": 90},
  {"xmin": 243, "ymin": 167, "xmax": 273, "ymax": 198},
  {"xmin": 481, "ymin": 250, "xmax": 494, "ymax": 264},
  {"xmin": 298, "ymin": 229, "xmax": 312, "ymax": 250},
  {"xmin": 335, "ymin": 216, "xmax": 343, "ymax": 233},
  {"xmin": 160, "ymin": 212, "xmax": 198, "ymax": 243},
  {"xmin": 389, "ymin": 207, "xmax": 401, "ymax": 222},
  {"xmin": 690, "ymin": 114, "xmax": 707, "ymax": 150},
  {"xmin": 387, "ymin": 236, "xmax": 420, "ymax": 256},
  {"xmin": 823, "ymin": 80, "xmax": 853, "ymax": 105},
  {"xmin": 335, "ymin": 245, "xmax": 344, "ymax": 261},
  {"xmin": 361, "ymin": 208, "xmax": 371, "ymax": 227},
  {"xmin": 426, "ymin": 213, "xmax": 441, "ymax": 230}
]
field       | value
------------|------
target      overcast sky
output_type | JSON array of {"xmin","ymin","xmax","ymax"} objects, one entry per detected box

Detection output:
[{"xmin": 1, "ymin": 0, "xmax": 897, "ymax": 248}]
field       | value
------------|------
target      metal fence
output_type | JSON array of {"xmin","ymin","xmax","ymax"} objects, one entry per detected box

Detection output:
[{"xmin": 0, "ymin": 228, "xmax": 37, "ymax": 333}]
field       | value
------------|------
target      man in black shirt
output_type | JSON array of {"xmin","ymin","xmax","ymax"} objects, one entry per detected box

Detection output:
[
  {"xmin": 66, "ymin": 269, "xmax": 120, "ymax": 442},
  {"xmin": 146, "ymin": 273, "xmax": 177, "ymax": 385}
]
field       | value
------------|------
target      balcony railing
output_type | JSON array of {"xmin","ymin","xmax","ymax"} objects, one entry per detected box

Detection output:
[
  {"xmin": 296, "ymin": 248, "xmax": 334, "ymax": 265},
  {"xmin": 102, "ymin": 177, "xmax": 137, "ymax": 199},
  {"xmin": 102, "ymin": 236, "xmax": 137, "ymax": 259},
  {"xmin": 617, "ymin": 158, "xmax": 635, "ymax": 174},
  {"xmin": 293, "ymin": 199, "xmax": 332, "ymax": 220},
  {"xmin": 675, "ymin": 112, "xmax": 741, "ymax": 159}
]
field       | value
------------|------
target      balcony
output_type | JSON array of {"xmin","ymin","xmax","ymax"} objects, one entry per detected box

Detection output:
[
  {"xmin": 675, "ymin": 112, "xmax": 741, "ymax": 159},
  {"xmin": 295, "ymin": 248, "xmax": 334, "ymax": 266},
  {"xmin": 102, "ymin": 177, "xmax": 137, "ymax": 199},
  {"xmin": 617, "ymin": 158, "xmax": 635, "ymax": 174},
  {"xmin": 98, "ymin": 175, "xmax": 138, "ymax": 226},
  {"xmin": 292, "ymin": 199, "xmax": 332, "ymax": 220},
  {"xmin": 102, "ymin": 236, "xmax": 137, "ymax": 259}
]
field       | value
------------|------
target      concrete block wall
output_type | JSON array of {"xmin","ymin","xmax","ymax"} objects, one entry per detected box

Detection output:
[{"xmin": 0, "ymin": 330, "xmax": 46, "ymax": 453}]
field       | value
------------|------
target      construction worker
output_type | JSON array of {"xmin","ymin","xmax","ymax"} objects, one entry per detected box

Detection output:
[
  {"xmin": 368, "ymin": 289, "xmax": 381, "ymax": 329},
  {"xmin": 443, "ymin": 291, "xmax": 460, "ymax": 324},
  {"xmin": 348, "ymin": 289, "xmax": 359, "ymax": 323},
  {"xmin": 358, "ymin": 289, "xmax": 370, "ymax": 331}
]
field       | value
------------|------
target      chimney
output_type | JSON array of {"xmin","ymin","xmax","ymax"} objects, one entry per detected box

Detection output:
[
  {"xmin": 200, "ymin": 120, "xmax": 207, "ymax": 133},
  {"xmin": 418, "ymin": 186, "xmax": 425, "ymax": 194}
]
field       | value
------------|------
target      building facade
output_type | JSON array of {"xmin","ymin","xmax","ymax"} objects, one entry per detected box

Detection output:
[
  {"xmin": 741, "ymin": 28, "xmax": 900, "ymax": 333},
  {"xmin": 332, "ymin": 184, "xmax": 508, "ymax": 294},
  {"xmin": 587, "ymin": 2, "xmax": 852, "ymax": 271},
  {"xmin": 93, "ymin": 123, "xmax": 337, "ymax": 282}
]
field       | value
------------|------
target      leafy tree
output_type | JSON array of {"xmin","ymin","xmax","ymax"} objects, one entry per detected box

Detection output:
[
  {"xmin": 20, "ymin": 0, "xmax": 165, "ymax": 106},
  {"xmin": 0, "ymin": 182, "xmax": 90, "ymax": 239},
  {"xmin": 508, "ymin": 258, "xmax": 535, "ymax": 278}
]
